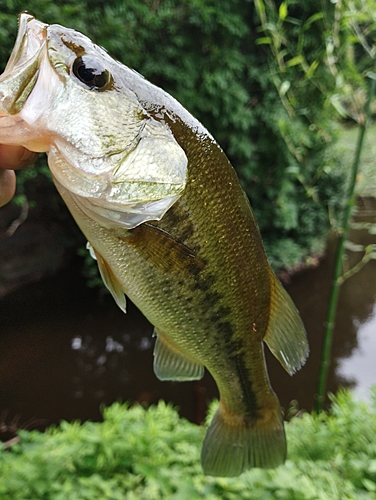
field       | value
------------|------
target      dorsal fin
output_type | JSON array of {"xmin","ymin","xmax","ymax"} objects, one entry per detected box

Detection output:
[{"xmin": 263, "ymin": 271, "xmax": 308, "ymax": 375}]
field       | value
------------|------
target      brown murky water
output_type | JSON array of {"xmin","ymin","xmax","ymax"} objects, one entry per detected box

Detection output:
[{"xmin": 0, "ymin": 199, "xmax": 375, "ymax": 439}]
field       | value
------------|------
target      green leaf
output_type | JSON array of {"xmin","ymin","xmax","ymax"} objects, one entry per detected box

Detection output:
[
  {"xmin": 256, "ymin": 36, "xmax": 272, "ymax": 45},
  {"xmin": 280, "ymin": 80, "xmax": 291, "ymax": 95},
  {"xmin": 305, "ymin": 59, "xmax": 320, "ymax": 79},
  {"xmin": 286, "ymin": 55, "xmax": 304, "ymax": 67},
  {"xmin": 362, "ymin": 478, "xmax": 376, "ymax": 492},
  {"xmin": 302, "ymin": 12, "xmax": 324, "ymax": 31},
  {"xmin": 279, "ymin": 2, "xmax": 288, "ymax": 21},
  {"xmin": 368, "ymin": 460, "xmax": 376, "ymax": 474}
]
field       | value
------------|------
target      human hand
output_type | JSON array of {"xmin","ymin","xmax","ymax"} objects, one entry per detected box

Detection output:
[{"xmin": 0, "ymin": 145, "xmax": 39, "ymax": 207}]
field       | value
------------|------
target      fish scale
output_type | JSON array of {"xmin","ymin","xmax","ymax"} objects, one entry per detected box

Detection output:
[{"xmin": 0, "ymin": 13, "xmax": 308, "ymax": 477}]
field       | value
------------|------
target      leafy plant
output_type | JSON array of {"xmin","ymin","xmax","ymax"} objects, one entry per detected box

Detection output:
[
  {"xmin": 0, "ymin": 0, "xmax": 352, "ymax": 273},
  {"xmin": 1, "ymin": 389, "xmax": 376, "ymax": 499}
]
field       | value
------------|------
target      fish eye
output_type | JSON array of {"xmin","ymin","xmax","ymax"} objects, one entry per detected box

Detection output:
[{"xmin": 72, "ymin": 55, "xmax": 111, "ymax": 90}]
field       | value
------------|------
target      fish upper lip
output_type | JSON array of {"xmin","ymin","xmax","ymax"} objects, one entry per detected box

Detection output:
[
  {"xmin": 0, "ymin": 13, "xmax": 47, "ymax": 115},
  {"xmin": 3, "ymin": 13, "xmax": 47, "ymax": 75}
]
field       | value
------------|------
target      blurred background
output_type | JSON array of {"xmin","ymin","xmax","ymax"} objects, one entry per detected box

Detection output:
[{"xmin": 0, "ymin": 0, "xmax": 375, "ymax": 439}]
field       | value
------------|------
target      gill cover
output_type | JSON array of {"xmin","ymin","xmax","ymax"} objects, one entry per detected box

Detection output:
[{"xmin": 0, "ymin": 13, "xmax": 188, "ymax": 229}]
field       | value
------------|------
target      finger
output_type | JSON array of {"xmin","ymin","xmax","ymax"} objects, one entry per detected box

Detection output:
[
  {"xmin": 0, "ymin": 169, "xmax": 16, "ymax": 207},
  {"xmin": 0, "ymin": 145, "xmax": 38, "ymax": 170}
]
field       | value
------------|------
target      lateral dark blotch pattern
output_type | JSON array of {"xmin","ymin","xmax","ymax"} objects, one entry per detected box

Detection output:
[
  {"xmin": 162, "ymin": 204, "xmax": 196, "ymax": 244},
  {"xmin": 218, "ymin": 322, "xmax": 261, "ymax": 418},
  {"xmin": 215, "ymin": 305, "xmax": 232, "ymax": 318},
  {"xmin": 202, "ymin": 290, "xmax": 221, "ymax": 305}
]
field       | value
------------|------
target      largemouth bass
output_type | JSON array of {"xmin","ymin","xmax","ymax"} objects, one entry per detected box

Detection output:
[{"xmin": 0, "ymin": 14, "xmax": 308, "ymax": 476}]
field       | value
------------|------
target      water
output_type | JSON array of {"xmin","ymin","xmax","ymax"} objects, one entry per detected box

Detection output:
[
  {"xmin": 333, "ymin": 197, "xmax": 376, "ymax": 399},
  {"xmin": 0, "ymin": 199, "xmax": 375, "ymax": 439},
  {"xmin": 338, "ymin": 305, "xmax": 376, "ymax": 400}
]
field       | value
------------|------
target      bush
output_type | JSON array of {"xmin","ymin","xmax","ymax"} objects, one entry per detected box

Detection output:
[
  {"xmin": 1, "ymin": 0, "xmax": 368, "ymax": 272},
  {"xmin": 1, "ymin": 389, "xmax": 376, "ymax": 499}
]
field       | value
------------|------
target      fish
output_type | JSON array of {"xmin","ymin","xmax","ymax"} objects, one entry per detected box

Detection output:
[{"xmin": 0, "ymin": 13, "xmax": 308, "ymax": 477}]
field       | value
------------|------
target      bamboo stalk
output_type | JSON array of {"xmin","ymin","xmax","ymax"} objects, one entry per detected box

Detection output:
[{"xmin": 314, "ymin": 74, "xmax": 376, "ymax": 413}]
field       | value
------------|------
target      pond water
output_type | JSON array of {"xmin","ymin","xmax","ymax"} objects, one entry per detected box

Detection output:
[{"xmin": 0, "ymin": 198, "xmax": 375, "ymax": 439}]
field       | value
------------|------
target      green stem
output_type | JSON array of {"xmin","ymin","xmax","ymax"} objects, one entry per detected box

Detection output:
[
  {"xmin": 339, "ymin": 245, "xmax": 376, "ymax": 284},
  {"xmin": 314, "ymin": 75, "xmax": 376, "ymax": 413}
]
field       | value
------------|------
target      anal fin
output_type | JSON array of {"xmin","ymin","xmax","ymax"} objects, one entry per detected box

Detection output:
[
  {"xmin": 153, "ymin": 330, "xmax": 204, "ymax": 381},
  {"xmin": 264, "ymin": 271, "xmax": 308, "ymax": 375},
  {"xmin": 87, "ymin": 242, "xmax": 126, "ymax": 313}
]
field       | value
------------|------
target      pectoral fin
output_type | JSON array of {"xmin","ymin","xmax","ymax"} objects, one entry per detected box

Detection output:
[
  {"xmin": 153, "ymin": 329, "xmax": 204, "ymax": 381},
  {"xmin": 122, "ymin": 223, "xmax": 205, "ymax": 275},
  {"xmin": 263, "ymin": 272, "xmax": 308, "ymax": 375},
  {"xmin": 87, "ymin": 242, "xmax": 126, "ymax": 313}
]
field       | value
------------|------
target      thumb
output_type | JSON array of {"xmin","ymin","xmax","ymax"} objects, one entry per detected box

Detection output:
[{"xmin": 0, "ymin": 169, "xmax": 16, "ymax": 207}]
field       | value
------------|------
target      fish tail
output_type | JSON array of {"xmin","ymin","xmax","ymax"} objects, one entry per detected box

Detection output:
[{"xmin": 201, "ymin": 399, "xmax": 286, "ymax": 477}]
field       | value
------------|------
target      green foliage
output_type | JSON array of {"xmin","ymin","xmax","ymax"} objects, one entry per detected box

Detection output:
[
  {"xmin": 1, "ymin": 389, "xmax": 376, "ymax": 499},
  {"xmin": 339, "ymin": 122, "xmax": 376, "ymax": 198},
  {"xmin": 287, "ymin": 388, "xmax": 376, "ymax": 497},
  {"xmin": 333, "ymin": 0, "xmax": 376, "ymax": 120},
  {"xmin": 1, "ymin": 0, "xmax": 373, "ymax": 272}
]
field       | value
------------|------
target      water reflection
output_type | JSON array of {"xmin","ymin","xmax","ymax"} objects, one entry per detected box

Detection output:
[
  {"xmin": 71, "ymin": 333, "xmax": 130, "ymax": 400},
  {"xmin": 0, "ymin": 199, "xmax": 375, "ymax": 438},
  {"xmin": 0, "ymin": 263, "xmax": 216, "ymax": 438},
  {"xmin": 278, "ymin": 198, "xmax": 376, "ymax": 408},
  {"xmin": 338, "ymin": 305, "xmax": 376, "ymax": 399},
  {"xmin": 334, "ymin": 198, "xmax": 376, "ymax": 398}
]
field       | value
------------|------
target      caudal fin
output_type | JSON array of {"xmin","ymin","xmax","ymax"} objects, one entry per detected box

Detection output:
[{"xmin": 201, "ymin": 402, "xmax": 286, "ymax": 477}]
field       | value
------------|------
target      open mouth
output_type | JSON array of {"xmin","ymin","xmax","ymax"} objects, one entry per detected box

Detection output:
[{"xmin": 0, "ymin": 13, "xmax": 47, "ymax": 115}]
